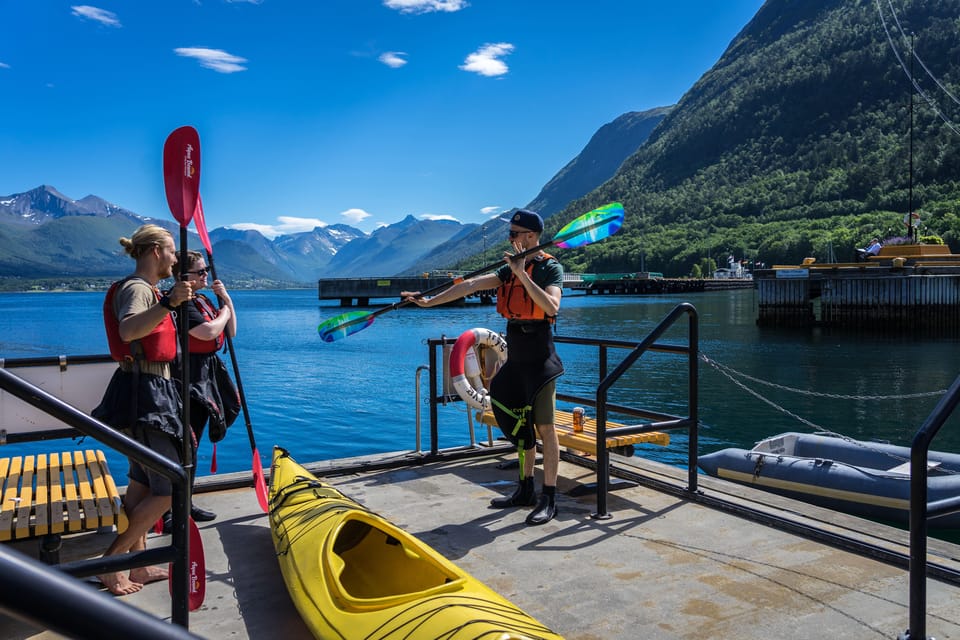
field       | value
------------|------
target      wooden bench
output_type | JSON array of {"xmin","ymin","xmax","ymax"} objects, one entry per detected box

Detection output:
[
  {"xmin": 0, "ymin": 449, "xmax": 127, "ymax": 563},
  {"xmin": 480, "ymin": 409, "xmax": 670, "ymax": 456}
]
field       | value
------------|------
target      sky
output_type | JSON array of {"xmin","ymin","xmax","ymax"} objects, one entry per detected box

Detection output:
[{"xmin": 0, "ymin": 0, "xmax": 765, "ymax": 237}]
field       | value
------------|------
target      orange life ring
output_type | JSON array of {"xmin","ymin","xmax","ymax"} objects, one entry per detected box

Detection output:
[
  {"xmin": 449, "ymin": 328, "xmax": 507, "ymax": 411},
  {"xmin": 903, "ymin": 211, "xmax": 920, "ymax": 227}
]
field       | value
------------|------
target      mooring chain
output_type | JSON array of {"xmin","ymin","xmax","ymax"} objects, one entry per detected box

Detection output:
[
  {"xmin": 699, "ymin": 353, "xmax": 947, "ymax": 401},
  {"xmin": 699, "ymin": 352, "xmax": 959, "ymax": 474},
  {"xmin": 699, "ymin": 353, "xmax": 825, "ymax": 431}
]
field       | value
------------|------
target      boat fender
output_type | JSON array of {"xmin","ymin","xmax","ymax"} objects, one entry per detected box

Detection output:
[{"xmin": 449, "ymin": 328, "xmax": 507, "ymax": 411}]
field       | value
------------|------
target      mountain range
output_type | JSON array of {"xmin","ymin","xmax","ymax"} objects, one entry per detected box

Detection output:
[
  {"xmin": 7, "ymin": 0, "xmax": 960, "ymax": 286},
  {"xmin": 0, "ymin": 105, "xmax": 663, "ymax": 286}
]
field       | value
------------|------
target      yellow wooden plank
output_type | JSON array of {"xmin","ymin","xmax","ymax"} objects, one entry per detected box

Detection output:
[
  {"xmin": 97, "ymin": 451, "xmax": 127, "ymax": 533},
  {"xmin": 34, "ymin": 454, "xmax": 50, "ymax": 536},
  {"xmin": 86, "ymin": 450, "xmax": 114, "ymax": 528},
  {"xmin": 62, "ymin": 453, "xmax": 81, "ymax": 533},
  {"xmin": 48, "ymin": 453, "xmax": 65, "ymax": 535},
  {"xmin": 15, "ymin": 456, "xmax": 36, "ymax": 540},
  {"xmin": 0, "ymin": 457, "xmax": 20, "ymax": 542},
  {"xmin": 74, "ymin": 451, "xmax": 98, "ymax": 530},
  {"xmin": 479, "ymin": 410, "xmax": 670, "ymax": 449}
]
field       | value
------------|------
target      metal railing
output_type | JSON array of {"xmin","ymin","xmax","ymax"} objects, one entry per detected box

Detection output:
[
  {"xmin": 423, "ymin": 303, "xmax": 700, "ymax": 518},
  {"xmin": 0, "ymin": 366, "xmax": 194, "ymax": 631},
  {"xmin": 898, "ymin": 372, "xmax": 960, "ymax": 640}
]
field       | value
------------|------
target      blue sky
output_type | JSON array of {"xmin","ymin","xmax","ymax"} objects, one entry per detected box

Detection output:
[{"xmin": 1, "ymin": 1, "xmax": 764, "ymax": 237}]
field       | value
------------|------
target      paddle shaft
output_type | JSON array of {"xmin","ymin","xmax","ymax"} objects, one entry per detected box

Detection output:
[
  {"xmin": 371, "ymin": 214, "xmax": 610, "ymax": 320},
  {"xmin": 202, "ymin": 250, "xmax": 257, "ymax": 452}
]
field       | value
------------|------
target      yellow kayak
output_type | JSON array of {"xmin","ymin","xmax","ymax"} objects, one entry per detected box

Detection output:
[{"xmin": 268, "ymin": 447, "xmax": 564, "ymax": 640}]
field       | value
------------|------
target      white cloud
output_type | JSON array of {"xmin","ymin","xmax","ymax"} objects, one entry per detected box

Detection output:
[
  {"xmin": 226, "ymin": 0, "xmax": 263, "ymax": 3},
  {"xmin": 341, "ymin": 208, "xmax": 373, "ymax": 225},
  {"xmin": 0, "ymin": 62, "xmax": 10, "ymax": 69},
  {"xmin": 174, "ymin": 47, "xmax": 248, "ymax": 73},
  {"xmin": 228, "ymin": 216, "xmax": 328, "ymax": 240},
  {"xmin": 421, "ymin": 214, "xmax": 460, "ymax": 222},
  {"xmin": 383, "ymin": 0, "xmax": 468, "ymax": 14},
  {"xmin": 378, "ymin": 52, "xmax": 408, "ymax": 68},
  {"xmin": 71, "ymin": 5, "xmax": 121, "ymax": 27},
  {"xmin": 460, "ymin": 43, "xmax": 514, "ymax": 77},
  {"xmin": 480, "ymin": 206, "xmax": 501, "ymax": 216}
]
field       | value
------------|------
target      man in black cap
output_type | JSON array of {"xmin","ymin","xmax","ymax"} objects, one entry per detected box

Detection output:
[{"xmin": 401, "ymin": 209, "xmax": 564, "ymax": 525}]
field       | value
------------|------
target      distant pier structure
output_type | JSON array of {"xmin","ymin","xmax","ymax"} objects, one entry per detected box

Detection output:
[
  {"xmin": 755, "ymin": 244, "xmax": 960, "ymax": 329},
  {"xmin": 318, "ymin": 274, "xmax": 494, "ymax": 306}
]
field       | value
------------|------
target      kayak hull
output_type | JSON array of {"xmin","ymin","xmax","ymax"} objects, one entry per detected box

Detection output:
[{"xmin": 268, "ymin": 446, "xmax": 564, "ymax": 640}]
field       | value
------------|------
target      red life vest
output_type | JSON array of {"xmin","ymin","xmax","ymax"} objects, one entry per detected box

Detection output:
[
  {"xmin": 103, "ymin": 278, "xmax": 178, "ymax": 363},
  {"xmin": 496, "ymin": 253, "xmax": 557, "ymax": 322},
  {"xmin": 188, "ymin": 294, "xmax": 225, "ymax": 354}
]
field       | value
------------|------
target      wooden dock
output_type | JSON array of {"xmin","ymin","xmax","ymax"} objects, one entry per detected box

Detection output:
[
  {"xmin": 755, "ymin": 244, "xmax": 960, "ymax": 329},
  {"xmin": 319, "ymin": 274, "xmax": 753, "ymax": 304},
  {"xmin": 318, "ymin": 276, "xmax": 494, "ymax": 306},
  {"xmin": 568, "ymin": 276, "xmax": 754, "ymax": 295}
]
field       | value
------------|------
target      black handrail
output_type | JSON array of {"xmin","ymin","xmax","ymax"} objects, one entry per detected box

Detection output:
[
  {"xmin": 0, "ymin": 366, "xmax": 193, "ymax": 629},
  {"xmin": 578, "ymin": 302, "xmax": 699, "ymax": 517},
  {"xmin": 898, "ymin": 372, "xmax": 960, "ymax": 640},
  {"xmin": 0, "ymin": 545, "xmax": 200, "ymax": 639},
  {"xmin": 425, "ymin": 303, "xmax": 700, "ymax": 519}
]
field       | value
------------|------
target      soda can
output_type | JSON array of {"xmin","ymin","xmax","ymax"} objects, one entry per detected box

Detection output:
[{"xmin": 572, "ymin": 407, "xmax": 584, "ymax": 432}]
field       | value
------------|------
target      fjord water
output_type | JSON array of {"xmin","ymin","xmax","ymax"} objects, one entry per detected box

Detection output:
[{"xmin": 3, "ymin": 288, "xmax": 960, "ymax": 480}]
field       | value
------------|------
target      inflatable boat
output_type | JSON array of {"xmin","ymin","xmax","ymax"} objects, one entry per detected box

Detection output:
[{"xmin": 697, "ymin": 431, "xmax": 960, "ymax": 529}]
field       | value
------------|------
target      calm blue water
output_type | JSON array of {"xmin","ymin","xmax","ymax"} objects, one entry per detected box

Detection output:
[{"xmin": 3, "ymin": 288, "xmax": 960, "ymax": 481}]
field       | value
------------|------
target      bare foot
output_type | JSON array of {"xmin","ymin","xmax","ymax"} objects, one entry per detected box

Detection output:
[
  {"xmin": 130, "ymin": 564, "xmax": 169, "ymax": 585},
  {"xmin": 98, "ymin": 572, "xmax": 143, "ymax": 596}
]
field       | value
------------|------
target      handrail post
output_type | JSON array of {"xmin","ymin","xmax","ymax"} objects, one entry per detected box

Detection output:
[
  {"xmin": 429, "ymin": 340, "xmax": 440, "ymax": 456},
  {"xmin": 687, "ymin": 308, "xmax": 699, "ymax": 493},
  {"xmin": 899, "ymin": 372, "xmax": 960, "ymax": 640}
]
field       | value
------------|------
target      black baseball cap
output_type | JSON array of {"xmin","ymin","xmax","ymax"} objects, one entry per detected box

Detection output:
[{"xmin": 501, "ymin": 209, "xmax": 543, "ymax": 232}]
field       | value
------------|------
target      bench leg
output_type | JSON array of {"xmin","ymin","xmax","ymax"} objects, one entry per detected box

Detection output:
[{"xmin": 39, "ymin": 534, "xmax": 62, "ymax": 565}]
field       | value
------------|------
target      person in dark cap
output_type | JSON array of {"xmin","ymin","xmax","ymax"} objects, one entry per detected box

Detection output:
[{"xmin": 401, "ymin": 208, "xmax": 564, "ymax": 525}]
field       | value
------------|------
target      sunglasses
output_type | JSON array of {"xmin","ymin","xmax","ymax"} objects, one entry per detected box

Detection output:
[
  {"xmin": 508, "ymin": 230, "xmax": 532, "ymax": 238},
  {"xmin": 187, "ymin": 268, "xmax": 210, "ymax": 277}
]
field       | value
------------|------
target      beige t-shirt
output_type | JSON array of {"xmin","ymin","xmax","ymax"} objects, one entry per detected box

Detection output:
[{"xmin": 113, "ymin": 278, "xmax": 173, "ymax": 379}]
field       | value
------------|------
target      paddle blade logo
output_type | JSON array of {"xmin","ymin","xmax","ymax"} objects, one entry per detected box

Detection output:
[
  {"xmin": 163, "ymin": 126, "xmax": 201, "ymax": 226},
  {"xmin": 553, "ymin": 202, "xmax": 624, "ymax": 249},
  {"xmin": 318, "ymin": 311, "xmax": 374, "ymax": 342}
]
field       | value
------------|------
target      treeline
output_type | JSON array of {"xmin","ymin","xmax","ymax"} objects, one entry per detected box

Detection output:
[{"xmin": 468, "ymin": 0, "xmax": 960, "ymax": 277}]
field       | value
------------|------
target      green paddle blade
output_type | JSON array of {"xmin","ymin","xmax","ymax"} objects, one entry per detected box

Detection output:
[
  {"xmin": 318, "ymin": 310, "xmax": 375, "ymax": 342},
  {"xmin": 553, "ymin": 202, "xmax": 624, "ymax": 248}
]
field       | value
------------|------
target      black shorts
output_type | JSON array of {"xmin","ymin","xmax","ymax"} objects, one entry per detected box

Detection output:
[{"xmin": 127, "ymin": 427, "xmax": 181, "ymax": 497}]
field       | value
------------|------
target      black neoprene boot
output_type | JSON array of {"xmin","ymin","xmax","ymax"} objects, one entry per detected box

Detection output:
[
  {"xmin": 490, "ymin": 476, "xmax": 536, "ymax": 508},
  {"xmin": 526, "ymin": 485, "xmax": 557, "ymax": 525}
]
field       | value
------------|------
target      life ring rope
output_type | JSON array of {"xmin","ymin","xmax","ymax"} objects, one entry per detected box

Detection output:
[{"xmin": 449, "ymin": 328, "xmax": 507, "ymax": 411}]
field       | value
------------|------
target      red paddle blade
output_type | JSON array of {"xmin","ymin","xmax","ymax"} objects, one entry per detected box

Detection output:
[
  {"xmin": 163, "ymin": 126, "xmax": 201, "ymax": 227},
  {"xmin": 188, "ymin": 516, "xmax": 206, "ymax": 610},
  {"xmin": 167, "ymin": 517, "xmax": 206, "ymax": 610},
  {"xmin": 153, "ymin": 518, "xmax": 164, "ymax": 535},
  {"xmin": 210, "ymin": 442, "xmax": 218, "ymax": 474},
  {"xmin": 253, "ymin": 449, "xmax": 269, "ymax": 513},
  {"xmin": 194, "ymin": 194, "xmax": 214, "ymax": 255}
]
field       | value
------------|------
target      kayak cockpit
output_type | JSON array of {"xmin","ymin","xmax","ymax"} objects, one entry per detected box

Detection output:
[{"xmin": 325, "ymin": 512, "xmax": 463, "ymax": 611}]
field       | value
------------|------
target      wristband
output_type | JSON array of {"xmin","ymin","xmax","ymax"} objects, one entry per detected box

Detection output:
[{"xmin": 159, "ymin": 295, "xmax": 175, "ymax": 311}]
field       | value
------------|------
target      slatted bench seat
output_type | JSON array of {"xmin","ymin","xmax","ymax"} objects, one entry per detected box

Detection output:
[
  {"xmin": 0, "ymin": 449, "xmax": 127, "ymax": 563},
  {"xmin": 480, "ymin": 409, "xmax": 670, "ymax": 456}
]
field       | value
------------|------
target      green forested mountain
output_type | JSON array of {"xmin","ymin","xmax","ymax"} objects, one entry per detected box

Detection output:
[{"xmin": 534, "ymin": 0, "xmax": 960, "ymax": 275}]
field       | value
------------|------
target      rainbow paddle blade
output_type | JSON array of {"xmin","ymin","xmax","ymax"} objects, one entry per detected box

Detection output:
[
  {"xmin": 553, "ymin": 202, "xmax": 624, "ymax": 249},
  {"xmin": 318, "ymin": 310, "xmax": 375, "ymax": 342}
]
